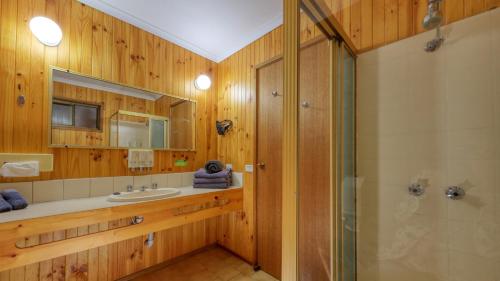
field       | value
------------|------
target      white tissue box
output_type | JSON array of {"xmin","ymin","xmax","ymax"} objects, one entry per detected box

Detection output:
[{"xmin": 1, "ymin": 161, "xmax": 40, "ymax": 177}]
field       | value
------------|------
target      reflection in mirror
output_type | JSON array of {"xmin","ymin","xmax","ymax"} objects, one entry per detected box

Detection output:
[{"xmin": 49, "ymin": 68, "xmax": 195, "ymax": 150}]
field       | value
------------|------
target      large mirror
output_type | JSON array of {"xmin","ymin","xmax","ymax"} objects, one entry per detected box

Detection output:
[{"xmin": 48, "ymin": 67, "xmax": 195, "ymax": 150}]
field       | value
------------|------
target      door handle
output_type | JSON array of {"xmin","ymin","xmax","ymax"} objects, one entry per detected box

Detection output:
[{"xmin": 257, "ymin": 162, "xmax": 266, "ymax": 168}]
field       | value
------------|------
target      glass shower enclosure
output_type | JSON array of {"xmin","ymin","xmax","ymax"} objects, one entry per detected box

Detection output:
[
  {"xmin": 294, "ymin": 2, "xmax": 499, "ymax": 281},
  {"xmin": 294, "ymin": 1, "xmax": 357, "ymax": 280}
]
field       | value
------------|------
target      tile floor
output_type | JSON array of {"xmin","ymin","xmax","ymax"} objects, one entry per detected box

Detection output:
[{"xmin": 133, "ymin": 247, "xmax": 278, "ymax": 281}]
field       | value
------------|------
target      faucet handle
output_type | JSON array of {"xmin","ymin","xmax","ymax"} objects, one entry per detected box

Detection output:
[
  {"xmin": 140, "ymin": 185, "xmax": 147, "ymax": 192},
  {"xmin": 152, "ymin": 183, "xmax": 158, "ymax": 189},
  {"xmin": 445, "ymin": 186, "xmax": 465, "ymax": 200},
  {"xmin": 127, "ymin": 184, "xmax": 133, "ymax": 192},
  {"xmin": 408, "ymin": 183, "xmax": 425, "ymax": 197}
]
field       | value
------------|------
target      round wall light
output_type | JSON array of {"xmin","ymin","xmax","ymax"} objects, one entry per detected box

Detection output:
[
  {"xmin": 29, "ymin": 16, "xmax": 63, "ymax": 47},
  {"xmin": 194, "ymin": 74, "xmax": 212, "ymax": 90}
]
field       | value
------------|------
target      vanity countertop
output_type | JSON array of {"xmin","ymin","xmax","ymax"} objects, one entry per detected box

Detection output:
[{"xmin": 0, "ymin": 186, "xmax": 242, "ymax": 224}]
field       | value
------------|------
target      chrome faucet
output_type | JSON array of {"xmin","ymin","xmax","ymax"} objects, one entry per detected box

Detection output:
[
  {"xmin": 445, "ymin": 186, "xmax": 465, "ymax": 200},
  {"xmin": 140, "ymin": 185, "xmax": 147, "ymax": 192},
  {"xmin": 127, "ymin": 184, "xmax": 133, "ymax": 192},
  {"xmin": 152, "ymin": 183, "xmax": 158, "ymax": 189}
]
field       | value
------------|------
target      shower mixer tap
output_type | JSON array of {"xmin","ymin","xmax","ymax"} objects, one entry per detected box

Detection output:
[
  {"xmin": 408, "ymin": 183, "xmax": 425, "ymax": 197},
  {"xmin": 445, "ymin": 186, "xmax": 465, "ymax": 200}
]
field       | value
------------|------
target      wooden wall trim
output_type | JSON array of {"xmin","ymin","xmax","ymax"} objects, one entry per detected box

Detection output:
[
  {"xmin": 329, "ymin": 40, "xmax": 339, "ymax": 281},
  {"xmin": 282, "ymin": 0, "xmax": 300, "ymax": 280},
  {"xmin": 0, "ymin": 189, "xmax": 240, "ymax": 236},
  {"xmin": 254, "ymin": 36, "xmax": 328, "ymax": 70}
]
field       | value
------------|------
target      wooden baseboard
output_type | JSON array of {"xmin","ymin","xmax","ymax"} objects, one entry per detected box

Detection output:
[{"xmin": 216, "ymin": 244, "xmax": 255, "ymax": 266}]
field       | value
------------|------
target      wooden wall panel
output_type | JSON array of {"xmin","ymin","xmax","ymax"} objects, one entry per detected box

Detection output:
[
  {"xmin": 0, "ymin": 219, "xmax": 217, "ymax": 281},
  {"xmin": 323, "ymin": 0, "xmax": 500, "ymax": 51},
  {"xmin": 398, "ymin": 0, "xmax": 413, "ymax": 39},
  {"xmin": 0, "ymin": 0, "xmax": 218, "ymax": 280},
  {"xmin": 215, "ymin": 26, "xmax": 288, "ymax": 263},
  {"xmin": 0, "ymin": 0, "xmax": 218, "ymax": 184}
]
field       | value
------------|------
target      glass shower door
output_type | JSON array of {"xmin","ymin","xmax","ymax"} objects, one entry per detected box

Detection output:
[
  {"xmin": 298, "ymin": 37, "xmax": 333, "ymax": 281},
  {"xmin": 337, "ymin": 44, "xmax": 356, "ymax": 281},
  {"xmin": 296, "ymin": 2, "xmax": 357, "ymax": 280}
]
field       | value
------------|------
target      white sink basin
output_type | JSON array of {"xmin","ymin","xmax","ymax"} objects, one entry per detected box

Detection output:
[{"xmin": 107, "ymin": 188, "xmax": 181, "ymax": 202}]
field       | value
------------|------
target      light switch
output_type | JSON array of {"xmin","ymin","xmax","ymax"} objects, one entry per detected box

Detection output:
[{"xmin": 245, "ymin": 164, "xmax": 253, "ymax": 173}]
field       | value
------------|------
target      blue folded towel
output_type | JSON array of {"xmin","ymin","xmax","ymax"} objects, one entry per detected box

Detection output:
[
  {"xmin": 1, "ymin": 189, "xmax": 28, "ymax": 210},
  {"xmin": 0, "ymin": 196, "xmax": 12, "ymax": 213},
  {"xmin": 193, "ymin": 177, "xmax": 231, "ymax": 184},
  {"xmin": 194, "ymin": 168, "xmax": 232, "ymax": 179},
  {"xmin": 193, "ymin": 182, "xmax": 230, "ymax": 189}
]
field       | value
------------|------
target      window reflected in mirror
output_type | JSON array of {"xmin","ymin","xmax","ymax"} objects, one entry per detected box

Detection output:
[{"xmin": 52, "ymin": 99, "xmax": 101, "ymax": 131}]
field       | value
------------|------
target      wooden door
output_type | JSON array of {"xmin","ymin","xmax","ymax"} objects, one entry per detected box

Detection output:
[{"xmin": 256, "ymin": 59, "xmax": 283, "ymax": 280}]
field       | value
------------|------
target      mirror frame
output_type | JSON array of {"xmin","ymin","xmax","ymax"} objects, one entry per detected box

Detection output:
[{"xmin": 47, "ymin": 66, "xmax": 197, "ymax": 152}]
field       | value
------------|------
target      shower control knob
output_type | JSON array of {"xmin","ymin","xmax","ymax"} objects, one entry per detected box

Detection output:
[
  {"xmin": 445, "ymin": 186, "xmax": 465, "ymax": 200},
  {"xmin": 408, "ymin": 183, "xmax": 425, "ymax": 197}
]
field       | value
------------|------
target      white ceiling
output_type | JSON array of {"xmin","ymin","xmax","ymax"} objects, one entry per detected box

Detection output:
[{"xmin": 80, "ymin": 0, "xmax": 283, "ymax": 62}]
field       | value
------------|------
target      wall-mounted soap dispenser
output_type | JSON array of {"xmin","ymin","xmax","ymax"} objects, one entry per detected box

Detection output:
[{"xmin": 128, "ymin": 149, "xmax": 154, "ymax": 172}]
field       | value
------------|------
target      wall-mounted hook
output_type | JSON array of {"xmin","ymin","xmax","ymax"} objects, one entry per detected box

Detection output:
[
  {"xmin": 216, "ymin": 120, "xmax": 233, "ymax": 136},
  {"xmin": 301, "ymin": 101, "xmax": 310, "ymax": 108}
]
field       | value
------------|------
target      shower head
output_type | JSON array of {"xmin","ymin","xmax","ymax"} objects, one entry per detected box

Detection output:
[
  {"xmin": 422, "ymin": 0, "xmax": 443, "ymax": 30},
  {"xmin": 423, "ymin": 0, "xmax": 444, "ymax": 52},
  {"xmin": 423, "ymin": 10, "xmax": 443, "ymax": 30}
]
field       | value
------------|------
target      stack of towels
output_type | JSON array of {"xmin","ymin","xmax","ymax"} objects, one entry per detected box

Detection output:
[
  {"xmin": 194, "ymin": 160, "xmax": 232, "ymax": 189},
  {"xmin": 0, "ymin": 189, "xmax": 28, "ymax": 213}
]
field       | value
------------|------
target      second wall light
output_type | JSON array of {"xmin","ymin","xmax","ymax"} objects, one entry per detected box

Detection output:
[{"xmin": 194, "ymin": 74, "xmax": 212, "ymax": 90}]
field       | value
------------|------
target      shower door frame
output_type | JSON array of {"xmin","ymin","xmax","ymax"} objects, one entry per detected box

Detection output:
[
  {"xmin": 282, "ymin": 0, "xmax": 358, "ymax": 280},
  {"xmin": 335, "ymin": 42, "xmax": 358, "ymax": 281}
]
